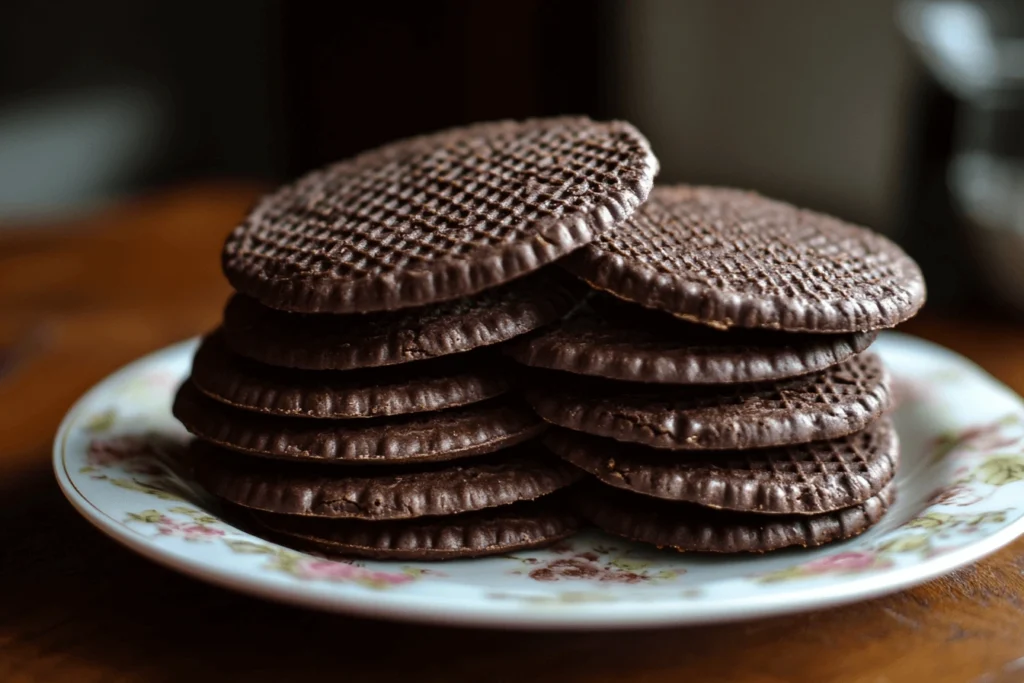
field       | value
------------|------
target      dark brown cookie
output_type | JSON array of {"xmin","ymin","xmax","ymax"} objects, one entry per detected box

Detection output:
[
  {"xmin": 173, "ymin": 381, "xmax": 545, "ymax": 464},
  {"xmin": 546, "ymin": 417, "xmax": 898, "ymax": 514},
  {"xmin": 563, "ymin": 185, "xmax": 926, "ymax": 333},
  {"xmin": 190, "ymin": 331, "xmax": 510, "ymax": 418},
  {"xmin": 223, "ymin": 117, "xmax": 658, "ymax": 313},
  {"xmin": 527, "ymin": 352, "xmax": 890, "ymax": 450},
  {"xmin": 507, "ymin": 295, "xmax": 878, "ymax": 384},
  {"xmin": 221, "ymin": 272, "xmax": 584, "ymax": 370},
  {"xmin": 193, "ymin": 440, "xmax": 583, "ymax": 520},
  {"xmin": 576, "ymin": 481, "xmax": 894, "ymax": 553},
  {"xmin": 249, "ymin": 497, "xmax": 580, "ymax": 560}
]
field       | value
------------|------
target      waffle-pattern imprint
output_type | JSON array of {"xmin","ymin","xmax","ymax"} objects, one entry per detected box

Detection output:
[
  {"xmin": 221, "ymin": 272, "xmax": 584, "ymax": 370},
  {"xmin": 250, "ymin": 497, "xmax": 581, "ymax": 560},
  {"xmin": 563, "ymin": 185, "xmax": 926, "ymax": 332},
  {"xmin": 190, "ymin": 331, "xmax": 511, "ymax": 419},
  {"xmin": 507, "ymin": 295, "xmax": 878, "ymax": 384},
  {"xmin": 173, "ymin": 382, "xmax": 545, "ymax": 464},
  {"xmin": 576, "ymin": 481, "xmax": 894, "ymax": 553},
  {"xmin": 194, "ymin": 441, "xmax": 583, "ymax": 520},
  {"xmin": 547, "ymin": 417, "xmax": 898, "ymax": 514},
  {"xmin": 223, "ymin": 117, "xmax": 658, "ymax": 313},
  {"xmin": 527, "ymin": 352, "xmax": 891, "ymax": 450}
]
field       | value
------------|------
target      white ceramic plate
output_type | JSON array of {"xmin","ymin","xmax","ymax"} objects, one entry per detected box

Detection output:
[{"xmin": 54, "ymin": 333, "xmax": 1024, "ymax": 629}]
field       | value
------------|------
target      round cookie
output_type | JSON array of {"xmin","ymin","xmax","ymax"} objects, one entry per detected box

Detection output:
[
  {"xmin": 249, "ymin": 498, "xmax": 580, "ymax": 560},
  {"xmin": 507, "ymin": 295, "xmax": 878, "ymax": 384},
  {"xmin": 173, "ymin": 381, "xmax": 545, "ymax": 464},
  {"xmin": 193, "ymin": 441, "xmax": 583, "ymax": 520},
  {"xmin": 222, "ymin": 272, "xmax": 584, "ymax": 370},
  {"xmin": 223, "ymin": 117, "xmax": 658, "ymax": 313},
  {"xmin": 190, "ymin": 331, "xmax": 510, "ymax": 418},
  {"xmin": 563, "ymin": 185, "xmax": 926, "ymax": 333},
  {"xmin": 546, "ymin": 417, "xmax": 898, "ymax": 514},
  {"xmin": 527, "ymin": 352, "xmax": 891, "ymax": 450},
  {"xmin": 576, "ymin": 482, "xmax": 894, "ymax": 553}
]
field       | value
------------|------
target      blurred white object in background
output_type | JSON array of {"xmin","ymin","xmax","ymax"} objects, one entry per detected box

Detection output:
[
  {"xmin": 951, "ymin": 152, "xmax": 1024, "ymax": 310},
  {"xmin": 899, "ymin": 0, "xmax": 1024, "ymax": 98},
  {"xmin": 0, "ymin": 85, "xmax": 166, "ymax": 224},
  {"xmin": 901, "ymin": 0, "xmax": 1024, "ymax": 312}
]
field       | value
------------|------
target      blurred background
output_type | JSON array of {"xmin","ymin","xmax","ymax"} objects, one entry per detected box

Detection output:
[{"xmin": 2, "ymin": 0, "xmax": 1023, "ymax": 318}]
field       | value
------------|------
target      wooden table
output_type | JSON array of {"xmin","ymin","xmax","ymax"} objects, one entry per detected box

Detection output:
[{"xmin": 3, "ymin": 182, "xmax": 1024, "ymax": 683}]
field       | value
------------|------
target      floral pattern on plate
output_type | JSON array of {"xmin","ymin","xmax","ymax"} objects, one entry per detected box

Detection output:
[{"xmin": 54, "ymin": 334, "xmax": 1024, "ymax": 628}]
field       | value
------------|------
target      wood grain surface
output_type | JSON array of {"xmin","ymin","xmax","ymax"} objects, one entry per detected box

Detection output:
[{"xmin": 2, "ymin": 183, "xmax": 1023, "ymax": 683}]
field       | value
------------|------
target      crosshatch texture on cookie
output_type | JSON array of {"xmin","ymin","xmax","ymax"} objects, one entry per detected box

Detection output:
[
  {"xmin": 527, "ymin": 352, "xmax": 891, "ymax": 450},
  {"xmin": 173, "ymin": 381, "xmax": 545, "ymax": 464},
  {"xmin": 190, "ymin": 331, "xmax": 511, "ymax": 418},
  {"xmin": 223, "ymin": 117, "xmax": 658, "ymax": 313},
  {"xmin": 251, "ymin": 497, "xmax": 581, "ymax": 560},
  {"xmin": 508, "ymin": 295, "xmax": 878, "ymax": 384},
  {"xmin": 193, "ymin": 440, "xmax": 583, "ymax": 520},
  {"xmin": 547, "ymin": 417, "xmax": 897, "ymax": 514},
  {"xmin": 221, "ymin": 272, "xmax": 585, "ymax": 370},
  {"xmin": 564, "ymin": 185, "xmax": 926, "ymax": 333},
  {"xmin": 577, "ymin": 481, "xmax": 894, "ymax": 552}
]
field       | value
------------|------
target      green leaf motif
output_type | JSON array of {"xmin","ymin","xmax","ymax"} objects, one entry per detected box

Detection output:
[
  {"xmin": 976, "ymin": 456, "xmax": 1024, "ymax": 486},
  {"xmin": 653, "ymin": 569, "xmax": 686, "ymax": 581},
  {"xmin": 877, "ymin": 534, "xmax": 930, "ymax": 553},
  {"xmin": 126, "ymin": 510, "xmax": 165, "ymax": 524},
  {"xmin": 83, "ymin": 409, "xmax": 118, "ymax": 434},
  {"xmin": 755, "ymin": 567, "xmax": 809, "ymax": 584},
  {"xmin": 930, "ymin": 432, "xmax": 962, "ymax": 464},
  {"xmin": 402, "ymin": 567, "xmax": 434, "ymax": 578},
  {"xmin": 610, "ymin": 558, "xmax": 650, "ymax": 572},
  {"xmin": 905, "ymin": 512, "xmax": 951, "ymax": 529},
  {"xmin": 223, "ymin": 539, "xmax": 275, "ymax": 554},
  {"xmin": 110, "ymin": 478, "xmax": 184, "ymax": 501},
  {"xmin": 965, "ymin": 511, "xmax": 1008, "ymax": 526}
]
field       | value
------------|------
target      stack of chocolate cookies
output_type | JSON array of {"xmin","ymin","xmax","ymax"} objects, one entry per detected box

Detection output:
[
  {"xmin": 174, "ymin": 117, "xmax": 926, "ymax": 559},
  {"xmin": 173, "ymin": 118, "xmax": 659, "ymax": 559},
  {"xmin": 510, "ymin": 186, "xmax": 925, "ymax": 553}
]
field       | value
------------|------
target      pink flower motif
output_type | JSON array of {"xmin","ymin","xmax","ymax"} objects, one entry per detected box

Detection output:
[
  {"xmin": 890, "ymin": 378, "xmax": 931, "ymax": 407},
  {"xmin": 800, "ymin": 551, "xmax": 880, "ymax": 574},
  {"xmin": 293, "ymin": 559, "xmax": 413, "ymax": 586},
  {"xmin": 181, "ymin": 524, "xmax": 225, "ymax": 539},
  {"xmin": 155, "ymin": 519, "xmax": 225, "ymax": 541},
  {"xmin": 147, "ymin": 371, "xmax": 180, "ymax": 389},
  {"xmin": 86, "ymin": 435, "xmax": 183, "ymax": 472},
  {"xmin": 937, "ymin": 421, "xmax": 1022, "ymax": 455},
  {"xmin": 927, "ymin": 484, "xmax": 982, "ymax": 507},
  {"xmin": 87, "ymin": 436, "xmax": 153, "ymax": 467},
  {"xmin": 528, "ymin": 555, "xmax": 645, "ymax": 583}
]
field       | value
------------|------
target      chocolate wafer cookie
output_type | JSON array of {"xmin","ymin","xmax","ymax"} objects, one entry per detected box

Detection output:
[
  {"xmin": 577, "ymin": 481, "xmax": 894, "ymax": 553},
  {"xmin": 563, "ymin": 185, "xmax": 926, "ymax": 333},
  {"xmin": 527, "ymin": 352, "xmax": 890, "ymax": 450},
  {"xmin": 250, "ymin": 497, "xmax": 581, "ymax": 560},
  {"xmin": 190, "ymin": 331, "xmax": 510, "ymax": 419},
  {"xmin": 546, "ymin": 417, "xmax": 898, "ymax": 514},
  {"xmin": 193, "ymin": 440, "xmax": 583, "ymax": 520},
  {"xmin": 508, "ymin": 295, "xmax": 878, "ymax": 384},
  {"xmin": 221, "ymin": 272, "xmax": 584, "ymax": 370},
  {"xmin": 173, "ymin": 381, "xmax": 544, "ymax": 464},
  {"xmin": 223, "ymin": 117, "xmax": 658, "ymax": 313}
]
